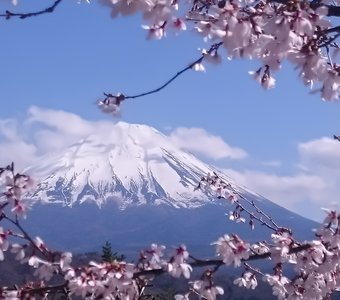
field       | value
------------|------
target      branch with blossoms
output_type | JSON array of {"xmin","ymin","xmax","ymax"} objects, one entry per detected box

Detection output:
[
  {"xmin": 1, "ymin": 0, "xmax": 340, "ymax": 298},
  {"xmin": 1, "ymin": 0, "xmax": 340, "ymax": 101},
  {"xmin": 2, "ymin": 164, "xmax": 340, "ymax": 299},
  {"xmin": 96, "ymin": 0, "xmax": 340, "ymax": 104},
  {"xmin": 195, "ymin": 172, "xmax": 286, "ymax": 233},
  {"xmin": 97, "ymin": 42, "xmax": 223, "ymax": 115}
]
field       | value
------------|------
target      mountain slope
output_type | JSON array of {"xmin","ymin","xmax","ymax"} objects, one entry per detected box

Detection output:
[
  {"xmin": 22, "ymin": 122, "xmax": 318, "ymax": 253},
  {"xmin": 26, "ymin": 122, "xmax": 246, "ymax": 208}
]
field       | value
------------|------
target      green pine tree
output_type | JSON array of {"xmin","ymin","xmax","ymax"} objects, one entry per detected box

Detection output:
[
  {"xmin": 101, "ymin": 241, "xmax": 114, "ymax": 262},
  {"xmin": 101, "ymin": 241, "xmax": 126, "ymax": 263}
]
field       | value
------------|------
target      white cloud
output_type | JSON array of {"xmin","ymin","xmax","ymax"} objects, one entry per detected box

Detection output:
[
  {"xmin": 33, "ymin": 129, "xmax": 79, "ymax": 154},
  {"xmin": 0, "ymin": 141, "xmax": 37, "ymax": 171},
  {"xmin": 298, "ymin": 137, "xmax": 340, "ymax": 171},
  {"xmin": 0, "ymin": 107, "xmax": 102, "ymax": 170},
  {"xmin": 223, "ymin": 168, "xmax": 329, "ymax": 213},
  {"xmin": 1, "ymin": 106, "xmax": 339, "ymax": 221},
  {"xmin": 27, "ymin": 106, "xmax": 95, "ymax": 136},
  {"xmin": 0, "ymin": 119, "xmax": 20, "ymax": 141},
  {"xmin": 1, "ymin": 107, "xmax": 249, "ymax": 169},
  {"xmin": 169, "ymin": 127, "xmax": 248, "ymax": 160},
  {"xmin": 216, "ymin": 137, "xmax": 340, "ymax": 221},
  {"xmin": 0, "ymin": 118, "xmax": 37, "ymax": 170},
  {"xmin": 26, "ymin": 106, "xmax": 121, "ymax": 155}
]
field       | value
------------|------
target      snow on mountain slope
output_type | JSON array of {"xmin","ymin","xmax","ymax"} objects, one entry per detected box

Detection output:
[
  {"xmin": 26, "ymin": 122, "xmax": 246, "ymax": 208},
  {"xmin": 22, "ymin": 122, "xmax": 318, "ymax": 253}
]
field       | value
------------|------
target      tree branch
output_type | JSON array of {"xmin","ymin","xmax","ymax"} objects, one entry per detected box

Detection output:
[
  {"xmin": 0, "ymin": 0, "xmax": 63, "ymax": 20},
  {"xmin": 133, "ymin": 243, "xmax": 311, "ymax": 278},
  {"xmin": 325, "ymin": 4, "xmax": 340, "ymax": 17},
  {"xmin": 107, "ymin": 42, "xmax": 223, "ymax": 101},
  {"xmin": 198, "ymin": 172, "xmax": 285, "ymax": 233},
  {"xmin": 268, "ymin": 0, "xmax": 340, "ymax": 17},
  {"xmin": 324, "ymin": 26, "xmax": 340, "ymax": 34},
  {"xmin": 22, "ymin": 283, "xmax": 68, "ymax": 296},
  {"xmin": 2, "ymin": 213, "xmax": 52, "ymax": 261}
]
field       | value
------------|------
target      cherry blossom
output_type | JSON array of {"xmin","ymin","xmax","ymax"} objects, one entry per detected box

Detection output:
[
  {"xmin": 264, "ymin": 274, "xmax": 290, "ymax": 300},
  {"xmin": 11, "ymin": 200, "xmax": 30, "ymax": 218},
  {"xmin": 234, "ymin": 271, "xmax": 258, "ymax": 289},
  {"xmin": 1, "ymin": 0, "xmax": 340, "ymax": 99},
  {"xmin": 174, "ymin": 293, "xmax": 190, "ymax": 300},
  {"xmin": 10, "ymin": 243, "xmax": 25, "ymax": 261},
  {"xmin": 0, "ymin": 163, "xmax": 340, "ymax": 299},
  {"xmin": 172, "ymin": 18, "xmax": 186, "ymax": 32},
  {"xmin": 252, "ymin": 241, "xmax": 270, "ymax": 255},
  {"xmin": 142, "ymin": 24, "xmax": 166, "ymax": 39},
  {"xmin": 167, "ymin": 245, "xmax": 193, "ymax": 279},
  {"xmin": 60, "ymin": 252, "xmax": 73, "ymax": 271},
  {"xmin": 213, "ymin": 234, "xmax": 250, "ymax": 267},
  {"xmin": 192, "ymin": 62, "xmax": 205, "ymax": 72},
  {"xmin": 228, "ymin": 210, "xmax": 246, "ymax": 223},
  {"xmin": 1, "ymin": 0, "xmax": 340, "ymax": 293},
  {"xmin": 321, "ymin": 208, "xmax": 339, "ymax": 227},
  {"xmin": 97, "ymin": 93, "xmax": 125, "ymax": 115},
  {"xmin": 270, "ymin": 231, "xmax": 295, "ymax": 263},
  {"xmin": 192, "ymin": 279, "xmax": 224, "ymax": 300},
  {"xmin": 1, "ymin": 0, "xmax": 340, "ymax": 297},
  {"xmin": 92, "ymin": 0, "xmax": 340, "ymax": 102},
  {"xmin": 0, "ymin": 227, "xmax": 9, "ymax": 261},
  {"xmin": 138, "ymin": 243, "xmax": 167, "ymax": 269},
  {"xmin": 67, "ymin": 261, "xmax": 138, "ymax": 299}
]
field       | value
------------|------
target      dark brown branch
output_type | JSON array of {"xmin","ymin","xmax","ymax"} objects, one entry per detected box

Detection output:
[
  {"xmin": 334, "ymin": 134, "xmax": 340, "ymax": 142},
  {"xmin": 22, "ymin": 283, "xmax": 68, "ymax": 295},
  {"xmin": 133, "ymin": 243, "xmax": 311, "ymax": 278},
  {"xmin": 0, "ymin": 243, "xmax": 312, "ymax": 296},
  {"xmin": 202, "ymin": 172, "xmax": 283, "ymax": 233},
  {"xmin": 325, "ymin": 4, "xmax": 340, "ymax": 17},
  {"xmin": 325, "ymin": 26, "xmax": 340, "ymax": 34},
  {"xmin": 319, "ymin": 33, "xmax": 340, "ymax": 48},
  {"xmin": 244, "ymin": 262, "xmax": 265, "ymax": 276},
  {"xmin": 0, "ymin": 0, "xmax": 63, "ymax": 20},
  {"xmin": 233, "ymin": 198, "xmax": 278, "ymax": 232},
  {"xmin": 2, "ymin": 214, "xmax": 51, "ymax": 260},
  {"xmin": 269, "ymin": 0, "xmax": 340, "ymax": 17},
  {"xmin": 106, "ymin": 42, "xmax": 223, "ymax": 101},
  {"xmin": 1, "ymin": 283, "xmax": 69, "ymax": 298}
]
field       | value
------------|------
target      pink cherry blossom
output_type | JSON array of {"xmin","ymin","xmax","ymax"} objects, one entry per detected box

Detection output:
[{"xmin": 213, "ymin": 234, "xmax": 250, "ymax": 267}]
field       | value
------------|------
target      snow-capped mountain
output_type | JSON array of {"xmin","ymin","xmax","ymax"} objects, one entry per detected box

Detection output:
[
  {"xmin": 22, "ymin": 122, "xmax": 317, "ymax": 253},
  {"xmin": 27, "ymin": 122, "xmax": 244, "ymax": 208}
]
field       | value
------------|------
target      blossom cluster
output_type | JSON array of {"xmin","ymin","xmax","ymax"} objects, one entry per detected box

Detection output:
[
  {"xmin": 2, "ymin": 165, "xmax": 340, "ymax": 299},
  {"xmin": 200, "ymin": 171, "xmax": 340, "ymax": 299},
  {"xmin": 176, "ymin": 270, "xmax": 225, "ymax": 300},
  {"xmin": 196, "ymin": 172, "xmax": 238, "ymax": 203},
  {"xmin": 0, "ymin": 166, "xmax": 196, "ymax": 299},
  {"xmin": 213, "ymin": 234, "xmax": 250, "ymax": 267},
  {"xmin": 96, "ymin": 0, "xmax": 339, "ymax": 100}
]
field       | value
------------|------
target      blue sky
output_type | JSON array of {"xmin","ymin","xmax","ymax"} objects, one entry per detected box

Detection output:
[{"xmin": 1, "ymin": 0, "xmax": 340, "ymax": 221}]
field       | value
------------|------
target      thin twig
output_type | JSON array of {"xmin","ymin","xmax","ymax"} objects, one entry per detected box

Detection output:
[
  {"xmin": 325, "ymin": 25, "xmax": 340, "ymax": 34},
  {"xmin": 107, "ymin": 42, "xmax": 223, "ymax": 100},
  {"xmin": 0, "ymin": 0, "xmax": 63, "ymax": 20},
  {"xmin": 235, "ymin": 198, "xmax": 278, "ymax": 232},
  {"xmin": 210, "ymin": 172, "xmax": 282, "ymax": 232},
  {"xmin": 2, "ymin": 214, "xmax": 50, "ymax": 259},
  {"xmin": 244, "ymin": 262, "xmax": 265, "ymax": 276},
  {"xmin": 319, "ymin": 33, "xmax": 340, "ymax": 48},
  {"xmin": 326, "ymin": 46, "xmax": 333, "ymax": 67},
  {"xmin": 25, "ymin": 283, "xmax": 68, "ymax": 294}
]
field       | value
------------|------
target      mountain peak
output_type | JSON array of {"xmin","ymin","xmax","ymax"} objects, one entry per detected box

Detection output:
[
  {"xmin": 27, "ymin": 122, "xmax": 228, "ymax": 208},
  {"xmin": 22, "ymin": 122, "xmax": 317, "ymax": 253}
]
